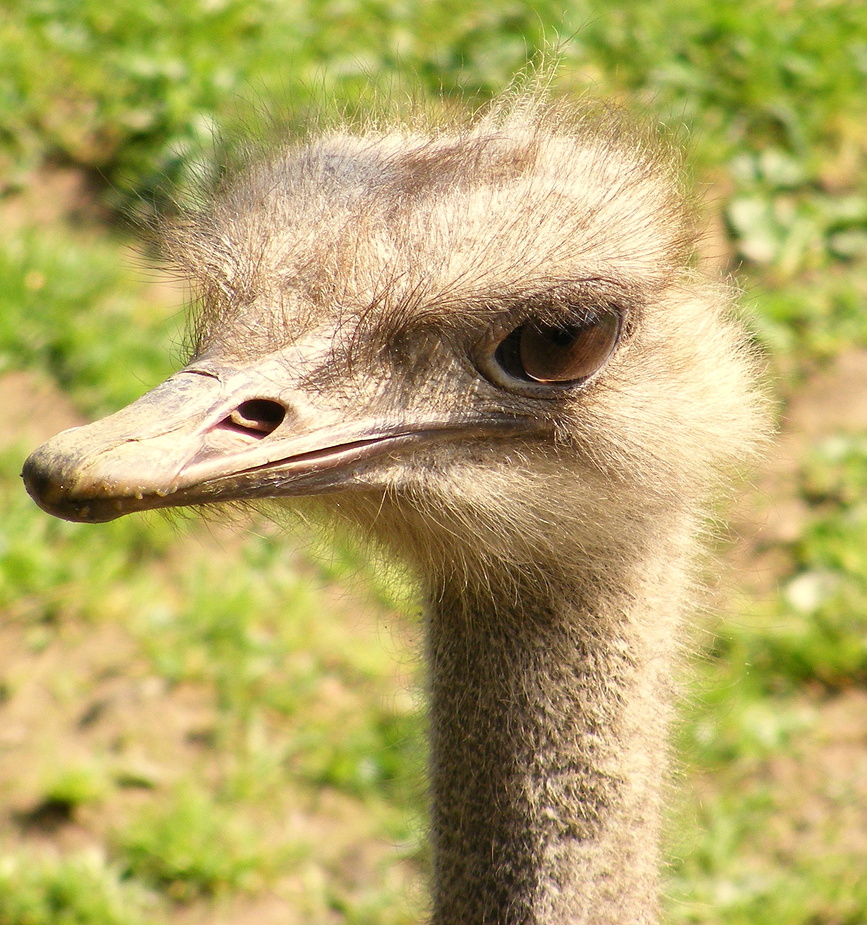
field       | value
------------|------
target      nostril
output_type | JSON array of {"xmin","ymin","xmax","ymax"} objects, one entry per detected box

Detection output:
[{"xmin": 221, "ymin": 399, "xmax": 286, "ymax": 438}]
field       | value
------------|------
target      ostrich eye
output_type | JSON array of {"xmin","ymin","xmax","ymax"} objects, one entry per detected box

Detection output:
[{"xmin": 494, "ymin": 311, "xmax": 621, "ymax": 387}]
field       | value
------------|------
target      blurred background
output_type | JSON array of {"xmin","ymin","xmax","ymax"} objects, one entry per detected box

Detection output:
[{"xmin": 1, "ymin": 2, "xmax": 866, "ymax": 922}]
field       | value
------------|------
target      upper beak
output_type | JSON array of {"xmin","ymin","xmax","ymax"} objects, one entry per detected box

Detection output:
[{"xmin": 22, "ymin": 359, "xmax": 525, "ymax": 524}]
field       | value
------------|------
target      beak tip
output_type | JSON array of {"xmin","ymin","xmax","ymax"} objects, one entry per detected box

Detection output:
[
  {"xmin": 22, "ymin": 442, "xmax": 61, "ymax": 508},
  {"xmin": 22, "ymin": 438, "xmax": 125, "ymax": 524}
]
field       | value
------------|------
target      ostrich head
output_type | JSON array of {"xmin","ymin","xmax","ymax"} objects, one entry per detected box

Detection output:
[{"xmin": 22, "ymin": 98, "xmax": 761, "ymax": 589}]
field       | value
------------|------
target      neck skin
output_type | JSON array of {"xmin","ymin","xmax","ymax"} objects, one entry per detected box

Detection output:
[{"xmin": 424, "ymin": 537, "xmax": 688, "ymax": 925}]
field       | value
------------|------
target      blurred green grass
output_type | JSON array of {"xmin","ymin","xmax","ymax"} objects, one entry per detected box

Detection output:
[{"xmin": 1, "ymin": 1, "xmax": 866, "ymax": 923}]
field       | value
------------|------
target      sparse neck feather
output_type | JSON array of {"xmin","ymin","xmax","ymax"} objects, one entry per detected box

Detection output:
[{"xmin": 424, "ymin": 527, "xmax": 691, "ymax": 925}]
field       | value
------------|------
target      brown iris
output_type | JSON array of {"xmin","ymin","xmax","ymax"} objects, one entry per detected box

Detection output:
[{"xmin": 494, "ymin": 310, "xmax": 621, "ymax": 387}]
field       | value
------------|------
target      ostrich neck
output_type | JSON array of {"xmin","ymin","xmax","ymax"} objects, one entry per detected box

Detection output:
[{"xmin": 425, "ymin": 541, "xmax": 687, "ymax": 925}]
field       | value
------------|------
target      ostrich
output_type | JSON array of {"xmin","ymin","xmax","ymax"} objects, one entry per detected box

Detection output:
[{"xmin": 22, "ymin": 91, "xmax": 765, "ymax": 924}]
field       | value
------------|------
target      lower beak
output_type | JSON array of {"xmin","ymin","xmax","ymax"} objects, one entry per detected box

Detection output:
[{"xmin": 22, "ymin": 365, "xmax": 524, "ymax": 524}]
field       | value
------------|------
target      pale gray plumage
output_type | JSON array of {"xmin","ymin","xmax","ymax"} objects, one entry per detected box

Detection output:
[{"xmin": 23, "ymin": 89, "xmax": 766, "ymax": 924}]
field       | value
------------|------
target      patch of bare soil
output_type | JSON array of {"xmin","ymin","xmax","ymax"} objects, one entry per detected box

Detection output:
[
  {"xmin": 0, "ymin": 369, "xmax": 86, "ymax": 453},
  {"xmin": 1, "ymin": 165, "xmax": 111, "ymax": 234},
  {"xmin": 765, "ymin": 689, "xmax": 867, "ymax": 863},
  {"xmin": 721, "ymin": 347, "xmax": 867, "ymax": 879},
  {"xmin": 0, "ymin": 577, "xmax": 419, "ymax": 921},
  {"xmin": 0, "ymin": 617, "xmax": 215, "ymax": 845},
  {"xmin": 760, "ymin": 348, "xmax": 867, "ymax": 544}
]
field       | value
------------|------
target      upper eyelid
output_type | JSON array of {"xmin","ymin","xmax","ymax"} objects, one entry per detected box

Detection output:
[
  {"xmin": 381, "ymin": 285, "xmax": 634, "ymax": 351},
  {"xmin": 487, "ymin": 300, "xmax": 628, "ymax": 342}
]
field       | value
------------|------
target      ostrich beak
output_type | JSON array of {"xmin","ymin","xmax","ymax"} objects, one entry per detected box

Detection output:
[{"xmin": 22, "ymin": 358, "xmax": 523, "ymax": 524}]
